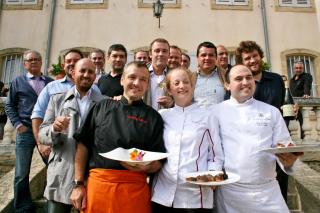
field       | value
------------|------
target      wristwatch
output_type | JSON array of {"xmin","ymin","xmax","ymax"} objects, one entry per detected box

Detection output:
[{"xmin": 72, "ymin": 180, "xmax": 84, "ymax": 188}]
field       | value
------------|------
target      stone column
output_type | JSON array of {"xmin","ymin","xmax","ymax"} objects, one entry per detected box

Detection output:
[
  {"xmin": 288, "ymin": 120, "xmax": 300, "ymax": 142},
  {"xmin": 315, "ymin": 107, "xmax": 320, "ymax": 142},
  {"xmin": 301, "ymin": 106, "xmax": 313, "ymax": 141}
]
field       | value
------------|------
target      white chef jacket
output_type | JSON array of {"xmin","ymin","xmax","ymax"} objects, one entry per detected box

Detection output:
[
  {"xmin": 213, "ymin": 97, "xmax": 292, "ymax": 213},
  {"xmin": 151, "ymin": 103, "xmax": 224, "ymax": 208}
]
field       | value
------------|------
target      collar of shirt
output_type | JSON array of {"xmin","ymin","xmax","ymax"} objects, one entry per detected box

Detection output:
[
  {"xmin": 148, "ymin": 65, "xmax": 168, "ymax": 75},
  {"xmin": 173, "ymin": 102, "xmax": 197, "ymax": 112},
  {"xmin": 120, "ymin": 96, "xmax": 144, "ymax": 106},
  {"xmin": 58, "ymin": 75, "xmax": 73, "ymax": 84},
  {"xmin": 26, "ymin": 72, "xmax": 45, "ymax": 80},
  {"xmin": 74, "ymin": 86, "xmax": 92, "ymax": 100},
  {"xmin": 229, "ymin": 96, "xmax": 254, "ymax": 105},
  {"xmin": 197, "ymin": 66, "xmax": 217, "ymax": 78}
]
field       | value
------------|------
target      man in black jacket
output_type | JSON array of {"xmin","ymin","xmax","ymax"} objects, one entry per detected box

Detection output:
[{"xmin": 290, "ymin": 59, "xmax": 313, "ymax": 139}]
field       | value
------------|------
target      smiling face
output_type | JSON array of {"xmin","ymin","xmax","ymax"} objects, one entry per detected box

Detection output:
[
  {"xmin": 121, "ymin": 64, "xmax": 149, "ymax": 102},
  {"xmin": 217, "ymin": 46, "xmax": 228, "ymax": 69},
  {"xmin": 62, "ymin": 52, "xmax": 82, "ymax": 78},
  {"xmin": 90, "ymin": 51, "xmax": 105, "ymax": 71},
  {"xmin": 134, "ymin": 51, "xmax": 149, "ymax": 64},
  {"xmin": 73, "ymin": 58, "xmax": 96, "ymax": 95},
  {"xmin": 226, "ymin": 65, "xmax": 255, "ymax": 103},
  {"xmin": 168, "ymin": 47, "xmax": 182, "ymax": 70},
  {"xmin": 150, "ymin": 41, "xmax": 170, "ymax": 70},
  {"xmin": 197, "ymin": 47, "xmax": 217, "ymax": 75},
  {"xmin": 241, "ymin": 49, "xmax": 263, "ymax": 76},
  {"xmin": 167, "ymin": 68, "xmax": 193, "ymax": 107}
]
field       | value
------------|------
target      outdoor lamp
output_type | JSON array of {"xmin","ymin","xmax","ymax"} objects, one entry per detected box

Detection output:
[{"xmin": 153, "ymin": 0, "xmax": 164, "ymax": 28}]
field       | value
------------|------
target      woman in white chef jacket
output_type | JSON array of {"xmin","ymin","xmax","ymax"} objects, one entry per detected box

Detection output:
[{"xmin": 151, "ymin": 68, "xmax": 224, "ymax": 213}]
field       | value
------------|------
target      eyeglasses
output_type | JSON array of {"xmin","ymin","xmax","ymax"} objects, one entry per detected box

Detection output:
[{"xmin": 25, "ymin": 58, "xmax": 41, "ymax": 62}]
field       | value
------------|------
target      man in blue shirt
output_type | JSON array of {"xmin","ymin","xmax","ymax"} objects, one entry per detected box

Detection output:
[
  {"xmin": 5, "ymin": 50, "xmax": 53, "ymax": 212},
  {"xmin": 31, "ymin": 49, "xmax": 83, "ymax": 160}
]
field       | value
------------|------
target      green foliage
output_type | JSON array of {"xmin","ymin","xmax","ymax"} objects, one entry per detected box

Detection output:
[
  {"xmin": 261, "ymin": 61, "xmax": 271, "ymax": 72},
  {"xmin": 50, "ymin": 56, "xmax": 63, "ymax": 76}
]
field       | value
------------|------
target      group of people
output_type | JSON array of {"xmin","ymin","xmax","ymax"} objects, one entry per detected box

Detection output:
[{"xmin": 4, "ymin": 38, "xmax": 310, "ymax": 213}]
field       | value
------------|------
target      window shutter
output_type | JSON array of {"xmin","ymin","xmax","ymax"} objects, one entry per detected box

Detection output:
[
  {"xmin": 233, "ymin": 0, "xmax": 248, "ymax": 5},
  {"xmin": 71, "ymin": 0, "xmax": 103, "ymax": 3},
  {"xmin": 279, "ymin": 0, "xmax": 293, "ymax": 6},
  {"xmin": 142, "ymin": 0, "xmax": 176, "ymax": 3},
  {"xmin": 216, "ymin": 0, "xmax": 248, "ymax": 5}
]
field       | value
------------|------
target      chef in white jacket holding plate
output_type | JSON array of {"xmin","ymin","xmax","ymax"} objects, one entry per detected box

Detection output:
[{"xmin": 214, "ymin": 65, "xmax": 302, "ymax": 213}]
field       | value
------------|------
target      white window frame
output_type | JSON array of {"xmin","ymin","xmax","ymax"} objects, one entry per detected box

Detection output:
[
  {"xmin": 215, "ymin": 0, "xmax": 249, "ymax": 6},
  {"xmin": 1, "ymin": 54, "xmax": 25, "ymax": 85},
  {"xmin": 5, "ymin": 0, "xmax": 37, "ymax": 5},
  {"xmin": 142, "ymin": 0, "xmax": 177, "ymax": 3},
  {"xmin": 279, "ymin": 0, "xmax": 311, "ymax": 7},
  {"xmin": 287, "ymin": 55, "xmax": 317, "ymax": 96},
  {"xmin": 70, "ymin": 0, "xmax": 103, "ymax": 4}
]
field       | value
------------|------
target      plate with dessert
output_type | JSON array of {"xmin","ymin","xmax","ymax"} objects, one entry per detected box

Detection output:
[
  {"xmin": 185, "ymin": 170, "xmax": 240, "ymax": 186},
  {"xmin": 99, "ymin": 147, "xmax": 169, "ymax": 166}
]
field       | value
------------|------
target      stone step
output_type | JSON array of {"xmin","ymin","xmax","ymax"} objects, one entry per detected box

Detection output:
[{"xmin": 290, "ymin": 210, "xmax": 304, "ymax": 213}]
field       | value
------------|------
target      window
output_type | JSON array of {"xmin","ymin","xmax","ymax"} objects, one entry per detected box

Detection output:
[
  {"xmin": 70, "ymin": 0, "xmax": 103, "ymax": 4},
  {"xmin": 66, "ymin": 0, "xmax": 107, "ymax": 9},
  {"xmin": 5, "ymin": 0, "xmax": 37, "ymax": 5},
  {"xmin": 279, "ymin": 0, "xmax": 311, "ymax": 7},
  {"xmin": 287, "ymin": 55, "xmax": 317, "ymax": 96},
  {"xmin": 138, "ymin": 0, "xmax": 181, "ymax": 8},
  {"xmin": 3, "ymin": 0, "xmax": 43, "ymax": 9},
  {"xmin": 1, "ymin": 54, "xmax": 25, "ymax": 85},
  {"xmin": 215, "ymin": 0, "xmax": 249, "ymax": 5},
  {"xmin": 211, "ymin": 0, "xmax": 252, "ymax": 10},
  {"xmin": 275, "ymin": 0, "xmax": 315, "ymax": 12}
]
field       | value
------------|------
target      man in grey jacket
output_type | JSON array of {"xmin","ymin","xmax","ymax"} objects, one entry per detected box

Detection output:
[{"xmin": 38, "ymin": 58, "xmax": 104, "ymax": 213}]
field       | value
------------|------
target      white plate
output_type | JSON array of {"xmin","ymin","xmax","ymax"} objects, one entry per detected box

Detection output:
[
  {"xmin": 99, "ymin": 147, "xmax": 169, "ymax": 166},
  {"xmin": 184, "ymin": 171, "xmax": 240, "ymax": 186},
  {"xmin": 260, "ymin": 144, "xmax": 320, "ymax": 154}
]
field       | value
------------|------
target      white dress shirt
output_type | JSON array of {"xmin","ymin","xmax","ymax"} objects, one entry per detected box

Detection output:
[
  {"xmin": 151, "ymin": 103, "xmax": 223, "ymax": 208},
  {"xmin": 214, "ymin": 97, "xmax": 292, "ymax": 213}
]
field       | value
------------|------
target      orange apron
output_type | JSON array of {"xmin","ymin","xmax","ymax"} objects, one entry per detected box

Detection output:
[{"xmin": 82, "ymin": 168, "xmax": 151, "ymax": 213}]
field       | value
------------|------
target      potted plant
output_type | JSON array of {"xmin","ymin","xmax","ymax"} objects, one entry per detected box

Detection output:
[{"xmin": 49, "ymin": 56, "xmax": 65, "ymax": 80}]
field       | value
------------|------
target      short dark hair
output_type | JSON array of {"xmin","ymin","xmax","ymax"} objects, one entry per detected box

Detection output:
[
  {"xmin": 235, "ymin": 41, "xmax": 264, "ymax": 64},
  {"xmin": 63, "ymin": 49, "xmax": 84, "ymax": 60},
  {"xmin": 107, "ymin": 44, "xmax": 127, "ymax": 57},
  {"xmin": 294, "ymin": 59, "xmax": 304, "ymax": 66},
  {"xmin": 149, "ymin": 38, "xmax": 170, "ymax": 52},
  {"xmin": 89, "ymin": 49, "xmax": 105, "ymax": 58},
  {"xmin": 170, "ymin": 45, "xmax": 182, "ymax": 54},
  {"xmin": 134, "ymin": 50, "xmax": 149, "ymax": 60},
  {"xmin": 196, "ymin": 41, "xmax": 217, "ymax": 57},
  {"xmin": 182, "ymin": 53, "xmax": 190, "ymax": 61},
  {"xmin": 123, "ymin": 61, "xmax": 149, "ymax": 79}
]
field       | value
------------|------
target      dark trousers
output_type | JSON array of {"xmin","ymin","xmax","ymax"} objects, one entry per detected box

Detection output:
[
  {"xmin": 276, "ymin": 164, "xmax": 288, "ymax": 202},
  {"xmin": 152, "ymin": 202, "xmax": 213, "ymax": 213}
]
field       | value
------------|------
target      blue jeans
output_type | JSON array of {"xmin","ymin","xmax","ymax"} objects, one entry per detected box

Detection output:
[{"xmin": 14, "ymin": 127, "xmax": 36, "ymax": 213}]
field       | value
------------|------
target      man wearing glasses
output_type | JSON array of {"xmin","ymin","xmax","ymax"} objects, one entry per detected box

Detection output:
[{"xmin": 5, "ymin": 50, "xmax": 53, "ymax": 212}]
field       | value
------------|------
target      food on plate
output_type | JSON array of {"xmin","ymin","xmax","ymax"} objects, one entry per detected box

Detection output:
[
  {"xmin": 129, "ymin": 149, "xmax": 145, "ymax": 161},
  {"xmin": 186, "ymin": 173, "xmax": 228, "ymax": 182}
]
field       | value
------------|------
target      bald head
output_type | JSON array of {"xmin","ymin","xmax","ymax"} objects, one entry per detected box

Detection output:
[
  {"xmin": 225, "ymin": 65, "xmax": 255, "ymax": 103},
  {"xmin": 73, "ymin": 58, "xmax": 96, "ymax": 96}
]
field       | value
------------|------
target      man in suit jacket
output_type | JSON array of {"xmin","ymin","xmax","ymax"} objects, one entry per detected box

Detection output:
[
  {"xmin": 5, "ymin": 50, "xmax": 53, "ymax": 213},
  {"xmin": 38, "ymin": 58, "xmax": 104, "ymax": 213}
]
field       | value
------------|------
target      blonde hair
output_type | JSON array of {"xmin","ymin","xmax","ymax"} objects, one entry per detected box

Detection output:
[{"xmin": 165, "ymin": 67, "xmax": 194, "ymax": 91}]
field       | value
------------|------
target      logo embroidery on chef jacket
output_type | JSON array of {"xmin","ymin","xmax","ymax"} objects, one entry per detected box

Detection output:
[
  {"xmin": 127, "ymin": 115, "xmax": 148, "ymax": 123},
  {"xmin": 253, "ymin": 113, "xmax": 271, "ymax": 126}
]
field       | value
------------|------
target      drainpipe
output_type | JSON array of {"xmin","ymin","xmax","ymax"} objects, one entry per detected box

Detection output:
[
  {"xmin": 44, "ymin": 0, "xmax": 56, "ymax": 75},
  {"xmin": 261, "ymin": 0, "xmax": 271, "ymax": 66}
]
